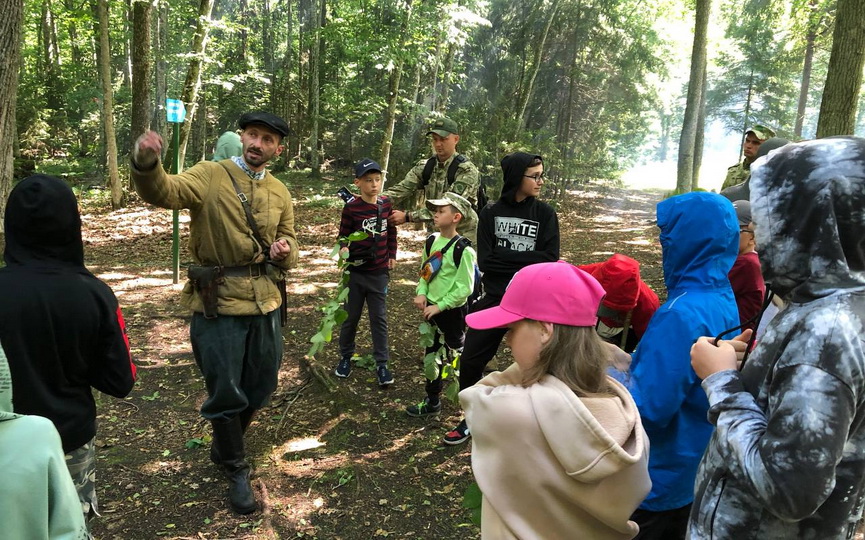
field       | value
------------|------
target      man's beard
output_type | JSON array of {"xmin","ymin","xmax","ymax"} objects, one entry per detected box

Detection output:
[{"xmin": 244, "ymin": 147, "xmax": 271, "ymax": 167}]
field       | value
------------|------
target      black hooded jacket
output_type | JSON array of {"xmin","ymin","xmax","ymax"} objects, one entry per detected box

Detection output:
[
  {"xmin": 0, "ymin": 175, "xmax": 135, "ymax": 452},
  {"xmin": 477, "ymin": 152, "xmax": 560, "ymax": 297}
]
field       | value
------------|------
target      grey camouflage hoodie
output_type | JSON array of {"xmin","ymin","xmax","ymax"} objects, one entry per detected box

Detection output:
[{"xmin": 689, "ymin": 137, "xmax": 865, "ymax": 539}]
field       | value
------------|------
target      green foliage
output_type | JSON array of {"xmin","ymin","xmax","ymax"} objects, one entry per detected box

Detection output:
[
  {"xmin": 307, "ymin": 232, "xmax": 369, "ymax": 358},
  {"xmin": 462, "ymin": 482, "xmax": 483, "ymax": 525},
  {"xmin": 418, "ymin": 321, "xmax": 461, "ymax": 402}
]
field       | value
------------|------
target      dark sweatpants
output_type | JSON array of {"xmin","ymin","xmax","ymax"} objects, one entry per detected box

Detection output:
[
  {"xmin": 425, "ymin": 305, "xmax": 467, "ymax": 398},
  {"xmin": 190, "ymin": 310, "xmax": 283, "ymax": 421},
  {"xmin": 458, "ymin": 294, "xmax": 508, "ymax": 391},
  {"xmin": 338, "ymin": 270, "xmax": 389, "ymax": 366},
  {"xmin": 630, "ymin": 504, "xmax": 691, "ymax": 540}
]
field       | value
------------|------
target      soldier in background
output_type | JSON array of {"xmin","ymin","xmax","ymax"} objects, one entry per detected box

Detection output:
[
  {"xmin": 721, "ymin": 124, "xmax": 776, "ymax": 191},
  {"xmin": 384, "ymin": 116, "xmax": 481, "ymax": 244}
]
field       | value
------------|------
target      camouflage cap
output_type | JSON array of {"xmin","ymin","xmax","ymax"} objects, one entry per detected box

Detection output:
[
  {"xmin": 746, "ymin": 124, "xmax": 776, "ymax": 141},
  {"xmin": 426, "ymin": 117, "xmax": 459, "ymax": 137},
  {"xmin": 426, "ymin": 191, "xmax": 473, "ymax": 220}
]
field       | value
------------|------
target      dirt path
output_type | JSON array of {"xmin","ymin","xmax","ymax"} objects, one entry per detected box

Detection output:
[{"xmin": 76, "ymin": 178, "xmax": 663, "ymax": 539}]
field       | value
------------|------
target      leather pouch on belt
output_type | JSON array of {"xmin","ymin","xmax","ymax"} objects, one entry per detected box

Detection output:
[{"xmin": 188, "ymin": 265, "xmax": 224, "ymax": 319}]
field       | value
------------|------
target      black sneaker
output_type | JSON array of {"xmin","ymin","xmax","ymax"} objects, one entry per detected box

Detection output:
[
  {"xmin": 443, "ymin": 419, "xmax": 471, "ymax": 445},
  {"xmin": 406, "ymin": 397, "xmax": 442, "ymax": 417},
  {"xmin": 334, "ymin": 357, "xmax": 351, "ymax": 378},
  {"xmin": 376, "ymin": 365, "xmax": 394, "ymax": 386}
]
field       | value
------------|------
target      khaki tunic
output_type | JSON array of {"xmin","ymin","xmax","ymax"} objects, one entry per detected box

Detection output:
[
  {"xmin": 384, "ymin": 154, "xmax": 480, "ymax": 243},
  {"xmin": 131, "ymin": 159, "xmax": 298, "ymax": 316}
]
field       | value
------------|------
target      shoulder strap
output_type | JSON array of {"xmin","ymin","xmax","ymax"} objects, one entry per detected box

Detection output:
[
  {"xmin": 438, "ymin": 235, "xmax": 460, "ymax": 256},
  {"xmin": 452, "ymin": 236, "xmax": 472, "ymax": 267},
  {"xmin": 219, "ymin": 162, "xmax": 269, "ymax": 253},
  {"xmin": 447, "ymin": 154, "xmax": 466, "ymax": 186},
  {"xmin": 420, "ymin": 157, "xmax": 437, "ymax": 187},
  {"xmin": 425, "ymin": 234, "xmax": 435, "ymax": 257}
]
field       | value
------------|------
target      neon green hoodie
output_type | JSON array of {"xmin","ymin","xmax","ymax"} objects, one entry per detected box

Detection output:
[
  {"xmin": 0, "ymin": 345, "xmax": 89, "ymax": 539},
  {"xmin": 416, "ymin": 233, "xmax": 476, "ymax": 311}
]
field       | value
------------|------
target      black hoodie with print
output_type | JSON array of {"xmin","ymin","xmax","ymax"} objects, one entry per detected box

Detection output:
[
  {"xmin": 477, "ymin": 152, "xmax": 560, "ymax": 297},
  {"xmin": 0, "ymin": 175, "xmax": 136, "ymax": 453}
]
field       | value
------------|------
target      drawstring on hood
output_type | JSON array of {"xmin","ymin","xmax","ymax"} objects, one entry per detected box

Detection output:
[
  {"xmin": 499, "ymin": 152, "xmax": 542, "ymax": 204},
  {"xmin": 4, "ymin": 174, "xmax": 85, "ymax": 268}
]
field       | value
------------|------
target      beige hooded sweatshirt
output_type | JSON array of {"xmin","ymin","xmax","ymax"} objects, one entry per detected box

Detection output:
[{"xmin": 461, "ymin": 363, "xmax": 651, "ymax": 539}]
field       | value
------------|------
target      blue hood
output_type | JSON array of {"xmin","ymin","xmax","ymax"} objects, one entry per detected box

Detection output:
[{"xmin": 657, "ymin": 192, "xmax": 739, "ymax": 293}]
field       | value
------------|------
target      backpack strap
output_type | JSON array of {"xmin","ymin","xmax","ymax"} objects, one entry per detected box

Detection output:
[
  {"xmin": 420, "ymin": 157, "xmax": 437, "ymax": 187},
  {"xmin": 421, "ymin": 154, "xmax": 466, "ymax": 188},
  {"xmin": 425, "ymin": 234, "xmax": 435, "ymax": 257},
  {"xmin": 447, "ymin": 154, "xmax": 466, "ymax": 187},
  {"xmin": 452, "ymin": 235, "xmax": 472, "ymax": 268}
]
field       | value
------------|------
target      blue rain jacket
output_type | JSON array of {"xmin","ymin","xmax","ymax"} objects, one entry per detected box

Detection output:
[{"xmin": 628, "ymin": 191, "xmax": 740, "ymax": 512}]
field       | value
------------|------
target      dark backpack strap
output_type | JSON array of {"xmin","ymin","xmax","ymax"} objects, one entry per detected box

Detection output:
[
  {"xmin": 219, "ymin": 162, "xmax": 269, "ymax": 253},
  {"xmin": 420, "ymin": 157, "xmax": 437, "ymax": 187},
  {"xmin": 425, "ymin": 234, "xmax": 435, "ymax": 257},
  {"xmin": 452, "ymin": 235, "xmax": 472, "ymax": 268},
  {"xmin": 447, "ymin": 154, "xmax": 466, "ymax": 187}
]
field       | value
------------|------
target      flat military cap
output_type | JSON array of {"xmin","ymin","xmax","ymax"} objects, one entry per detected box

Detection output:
[
  {"xmin": 238, "ymin": 111, "xmax": 290, "ymax": 138},
  {"xmin": 746, "ymin": 124, "xmax": 776, "ymax": 141},
  {"xmin": 427, "ymin": 117, "xmax": 459, "ymax": 137}
]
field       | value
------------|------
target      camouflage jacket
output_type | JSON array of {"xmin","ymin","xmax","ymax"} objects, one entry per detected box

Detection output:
[
  {"xmin": 721, "ymin": 159, "xmax": 751, "ymax": 191},
  {"xmin": 384, "ymin": 154, "xmax": 479, "ymax": 243},
  {"xmin": 689, "ymin": 138, "xmax": 865, "ymax": 539}
]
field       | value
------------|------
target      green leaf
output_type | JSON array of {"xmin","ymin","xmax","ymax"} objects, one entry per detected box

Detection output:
[
  {"xmin": 334, "ymin": 308, "xmax": 349, "ymax": 325},
  {"xmin": 423, "ymin": 352, "xmax": 440, "ymax": 381},
  {"xmin": 337, "ymin": 287, "xmax": 350, "ymax": 302},
  {"xmin": 339, "ymin": 249, "xmax": 350, "ymax": 260},
  {"xmin": 463, "ymin": 482, "xmax": 482, "ymax": 509},
  {"xmin": 329, "ymin": 243, "xmax": 341, "ymax": 259},
  {"xmin": 347, "ymin": 231, "xmax": 369, "ymax": 242},
  {"xmin": 310, "ymin": 332, "xmax": 326, "ymax": 344},
  {"xmin": 185, "ymin": 438, "xmax": 205, "ymax": 449},
  {"xmin": 444, "ymin": 381, "xmax": 460, "ymax": 403}
]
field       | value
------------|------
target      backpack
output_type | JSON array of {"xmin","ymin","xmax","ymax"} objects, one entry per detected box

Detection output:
[
  {"xmin": 423, "ymin": 234, "xmax": 483, "ymax": 307},
  {"xmin": 421, "ymin": 155, "xmax": 488, "ymax": 212}
]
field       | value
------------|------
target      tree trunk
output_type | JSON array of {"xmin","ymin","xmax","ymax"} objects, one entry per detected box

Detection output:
[
  {"xmin": 438, "ymin": 43, "xmax": 455, "ymax": 113},
  {"xmin": 514, "ymin": 0, "xmax": 561, "ymax": 138},
  {"xmin": 152, "ymin": 0, "xmax": 168, "ymax": 147},
  {"xmin": 816, "ymin": 0, "xmax": 865, "ymax": 137},
  {"xmin": 379, "ymin": 0, "xmax": 413, "ymax": 180},
  {"xmin": 738, "ymin": 71, "xmax": 754, "ymax": 160},
  {"xmin": 308, "ymin": 0, "xmax": 322, "ymax": 176},
  {"xmin": 130, "ymin": 0, "xmax": 152, "ymax": 159},
  {"xmin": 171, "ymin": 0, "xmax": 215, "ymax": 168},
  {"xmin": 0, "ymin": 0, "xmax": 24, "ymax": 232},
  {"xmin": 795, "ymin": 28, "xmax": 816, "ymax": 137},
  {"xmin": 675, "ymin": 0, "xmax": 710, "ymax": 193},
  {"xmin": 692, "ymin": 62, "xmax": 708, "ymax": 191},
  {"xmin": 94, "ymin": 0, "xmax": 123, "ymax": 209}
]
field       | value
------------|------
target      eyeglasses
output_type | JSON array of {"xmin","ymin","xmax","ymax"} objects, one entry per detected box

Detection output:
[
  {"xmin": 523, "ymin": 173, "xmax": 545, "ymax": 183},
  {"xmin": 740, "ymin": 228, "xmax": 755, "ymax": 235}
]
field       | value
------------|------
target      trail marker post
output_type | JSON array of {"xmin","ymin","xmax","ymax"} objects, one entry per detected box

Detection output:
[{"xmin": 166, "ymin": 99, "xmax": 186, "ymax": 284}]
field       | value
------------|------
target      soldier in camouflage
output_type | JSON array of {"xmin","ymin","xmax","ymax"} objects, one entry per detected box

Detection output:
[
  {"xmin": 721, "ymin": 124, "xmax": 775, "ymax": 191},
  {"xmin": 384, "ymin": 116, "xmax": 480, "ymax": 244}
]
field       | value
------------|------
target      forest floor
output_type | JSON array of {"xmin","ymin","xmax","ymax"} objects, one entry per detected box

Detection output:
[{"xmin": 37, "ymin": 173, "xmax": 666, "ymax": 539}]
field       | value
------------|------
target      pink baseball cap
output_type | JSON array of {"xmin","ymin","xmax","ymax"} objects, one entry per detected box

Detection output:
[{"xmin": 467, "ymin": 261, "xmax": 607, "ymax": 329}]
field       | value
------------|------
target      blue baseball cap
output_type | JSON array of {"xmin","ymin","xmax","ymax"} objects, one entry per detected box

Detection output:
[{"xmin": 354, "ymin": 158, "xmax": 382, "ymax": 178}]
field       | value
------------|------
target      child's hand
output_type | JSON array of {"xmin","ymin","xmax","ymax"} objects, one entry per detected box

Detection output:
[
  {"xmin": 413, "ymin": 295, "xmax": 427, "ymax": 310},
  {"xmin": 691, "ymin": 337, "xmax": 738, "ymax": 379},
  {"xmin": 423, "ymin": 304, "xmax": 442, "ymax": 320},
  {"xmin": 339, "ymin": 246, "xmax": 349, "ymax": 257},
  {"xmin": 388, "ymin": 258, "xmax": 396, "ymax": 270}
]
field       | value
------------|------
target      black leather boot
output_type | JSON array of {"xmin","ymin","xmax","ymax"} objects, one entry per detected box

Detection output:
[
  {"xmin": 211, "ymin": 417, "xmax": 257, "ymax": 514},
  {"xmin": 210, "ymin": 408, "xmax": 256, "ymax": 464}
]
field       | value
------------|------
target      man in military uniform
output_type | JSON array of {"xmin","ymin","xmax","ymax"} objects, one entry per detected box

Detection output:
[
  {"xmin": 384, "ymin": 116, "xmax": 480, "ymax": 243},
  {"xmin": 130, "ymin": 111, "xmax": 298, "ymax": 516},
  {"xmin": 721, "ymin": 124, "xmax": 776, "ymax": 190}
]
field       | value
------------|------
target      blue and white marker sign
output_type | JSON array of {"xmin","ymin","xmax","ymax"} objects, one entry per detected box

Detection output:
[{"xmin": 166, "ymin": 99, "xmax": 186, "ymax": 123}]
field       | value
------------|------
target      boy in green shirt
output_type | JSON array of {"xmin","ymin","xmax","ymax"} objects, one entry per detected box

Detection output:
[{"xmin": 407, "ymin": 192, "xmax": 478, "ymax": 416}]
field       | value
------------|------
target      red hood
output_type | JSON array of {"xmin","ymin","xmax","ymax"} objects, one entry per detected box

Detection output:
[{"xmin": 579, "ymin": 254, "xmax": 641, "ymax": 311}]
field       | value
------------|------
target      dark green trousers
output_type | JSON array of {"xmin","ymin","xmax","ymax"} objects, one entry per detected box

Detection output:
[{"xmin": 191, "ymin": 310, "xmax": 282, "ymax": 421}]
